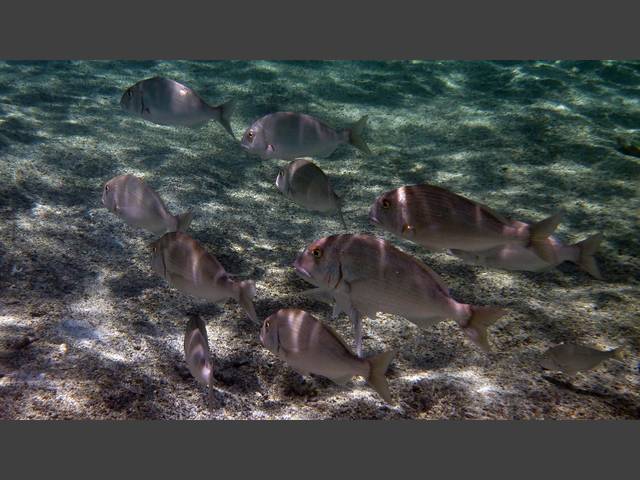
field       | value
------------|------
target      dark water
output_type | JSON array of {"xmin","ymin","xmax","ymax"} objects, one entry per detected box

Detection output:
[{"xmin": 0, "ymin": 60, "xmax": 638, "ymax": 419}]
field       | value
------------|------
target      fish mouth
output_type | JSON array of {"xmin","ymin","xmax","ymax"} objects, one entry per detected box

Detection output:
[{"xmin": 294, "ymin": 264, "xmax": 311, "ymax": 280}]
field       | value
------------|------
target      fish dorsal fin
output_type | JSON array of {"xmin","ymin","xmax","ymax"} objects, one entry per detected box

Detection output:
[
  {"xmin": 321, "ymin": 320, "xmax": 355, "ymax": 356},
  {"xmin": 422, "ymin": 184, "xmax": 511, "ymax": 225},
  {"xmin": 416, "ymin": 261, "xmax": 450, "ymax": 296}
]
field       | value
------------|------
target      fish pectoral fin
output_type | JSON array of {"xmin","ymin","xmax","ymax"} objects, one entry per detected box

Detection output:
[{"xmin": 266, "ymin": 144, "xmax": 275, "ymax": 154}]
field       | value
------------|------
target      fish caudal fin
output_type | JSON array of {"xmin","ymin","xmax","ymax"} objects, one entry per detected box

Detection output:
[
  {"xmin": 176, "ymin": 210, "xmax": 194, "ymax": 232},
  {"xmin": 463, "ymin": 306, "xmax": 507, "ymax": 352},
  {"xmin": 529, "ymin": 212, "xmax": 563, "ymax": 263},
  {"xmin": 215, "ymin": 99, "xmax": 236, "ymax": 138},
  {"xmin": 574, "ymin": 233, "xmax": 603, "ymax": 280},
  {"xmin": 610, "ymin": 347, "xmax": 624, "ymax": 361},
  {"xmin": 366, "ymin": 350, "xmax": 394, "ymax": 404},
  {"xmin": 235, "ymin": 280, "xmax": 259, "ymax": 324},
  {"xmin": 337, "ymin": 206, "xmax": 347, "ymax": 230},
  {"xmin": 347, "ymin": 115, "xmax": 372, "ymax": 155}
]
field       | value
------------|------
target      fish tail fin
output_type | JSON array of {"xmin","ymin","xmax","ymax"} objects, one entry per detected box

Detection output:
[
  {"xmin": 214, "ymin": 99, "xmax": 236, "ymax": 138},
  {"xmin": 529, "ymin": 212, "xmax": 563, "ymax": 263},
  {"xmin": 573, "ymin": 233, "xmax": 603, "ymax": 280},
  {"xmin": 337, "ymin": 202, "xmax": 347, "ymax": 230},
  {"xmin": 463, "ymin": 306, "xmax": 507, "ymax": 352},
  {"xmin": 176, "ymin": 210, "xmax": 194, "ymax": 232},
  {"xmin": 346, "ymin": 115, "xmax": 371, "ymax": 155},
  {"xmin": 611, "ymin": 346, "xmax": 624, "ymax": 361},
  {"xmin": 234, "ymin": 280, "xmax": 259, "ymax": 324},
  {"xmin": 366, "ymin": 350, "xmax": 394, "ymax": 404}
]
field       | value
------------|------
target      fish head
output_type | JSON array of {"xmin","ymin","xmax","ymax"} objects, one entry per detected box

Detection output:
[
  {"xmin": 260, "ymin": 312, "xmax": 280, "ymax": 353},
  {"xmin": 240, "ymin": 119, "xmax": 268, "ymax": 157},
  {"xmin": 369, "ymin": 189, "xmax": 406, "ymax": 235},
  {"xmin": 539, "ymin": 351, "xmax": 559, "ymax": 371},
  {"xmin": 186, "ymin": 339, "xmax": 213, "ymax": 386},
  {"xmin": 275, "ymin": 167, "xmax": 287, "ymax": 194},
  {"xmin": 294, "ymin": 236, "xmax": 342, "ymax": 289},
  {"xmin": 101, "ymin": 177, "xmax": 118, "ymax": 211},
  {"xmin": 120, "ymin": 84, "xmax": 143, "ymax": 115},
  {"xmin": 149, "ymin": 237, "xmax": 166, "ymax": 278}
]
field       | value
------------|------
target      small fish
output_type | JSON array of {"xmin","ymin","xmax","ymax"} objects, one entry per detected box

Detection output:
[
  {"xmin": 293, "ymin": 233, "xmax": 506, "ymax": 356},
  {"xmin": 120, "ymin": 76, "xmax": 235, "ymax": 136},
  {"xmin": 150, "ymin": 232, "xmax": 258, "ymax": 323},
  {"xmin": 616, "ymin": 136, "xmax": 640, "ymax": 158},
  {"xmin": 260, "ymin": 308, "xmax": 394, "ymax": 403},
  {"xmin": 102, "ymin": 174, "xmax": 193, "ymax": 236},
  {"xmin": 275, "ymin": 158, "xmax": 346, "ymax": 229},
  {"xmin": 450, "ymin": 230, "xmax": 603, "ymax": 279},
  {"xmin": 369, "ymin": 184, "xmax": 562, "ymax": 263},
  {"xmin": 240, "ymin": 112, "xmax": 371, "ymax": 160},
  {"xmin": 184, "ymin": 315, "xmax": 214, "ymax": 388},
  {"xmin": 540, "ymin": 343, "xmax": 624, "ymax": 376}
]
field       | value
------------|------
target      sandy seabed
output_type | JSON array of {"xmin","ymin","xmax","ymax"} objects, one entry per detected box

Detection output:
[{"xmin": 0, "ymin": 60, "xmax": 638, "ymax": 419}]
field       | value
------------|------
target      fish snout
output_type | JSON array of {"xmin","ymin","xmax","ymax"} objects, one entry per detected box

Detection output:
[
  {"xmin": 293, "ymin": 250, "xmax": 312, "ymax": 279},
  {"xmin": 368, "ymin": 205, "xmax": 380, "ymax": 225}
]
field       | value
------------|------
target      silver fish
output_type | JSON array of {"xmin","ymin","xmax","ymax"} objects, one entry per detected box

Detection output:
[
  {"xmin": 260, "ymin": 308, "xmax": 394, "ymax": 403},
  {"xmin": 184, "ymin": 315, "xmax": 214, "ymax": 388},
  {"xmin": 120, "ymin": 76, "xmax": 235, "ymax": 136},
  {"xmin": 240, "ymin": 112, "xmax": 371, "ymax": 160},
  {"xmin": 275, "ymin": 158, "xmax": 346, "ymax": 229},
  {"xmin": 450, "ymin": 230, "xmax": 603, "ymax": 279},
  {"xmin": 293, "ymin": 233, "xmax": 506, "ymax": 357},
  {"xmin": 102, "ymin": 174, "xmax": 193, "ymax": 236},
  {"xmin": 540, "ymin": 343, "xmax": 623, "ymax": 375},
  {"xmin": 150, "ymin": 232, "xmax": 258, "ymax": 324},
  {"xmin": 369, "ymin": 184, "xmax": 562, "ymax": 263}
]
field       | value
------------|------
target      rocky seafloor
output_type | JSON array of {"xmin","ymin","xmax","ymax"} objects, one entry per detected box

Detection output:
[{"xmin": 0, "ymin": 60, "xmax": 639, "ymax": 419}]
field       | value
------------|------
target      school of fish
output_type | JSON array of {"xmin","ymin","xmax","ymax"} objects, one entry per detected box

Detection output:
[{"xmin": 99, "ymin": 75, "xmax": 623, "ymax": 409}]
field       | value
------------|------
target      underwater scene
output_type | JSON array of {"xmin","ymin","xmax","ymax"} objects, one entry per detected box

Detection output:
[{"xmin": 0, "ymin": 60, "xmax": 638, "ymax": 420}]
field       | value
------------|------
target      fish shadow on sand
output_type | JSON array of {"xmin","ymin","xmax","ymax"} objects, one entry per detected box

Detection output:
[{"xmin": 542, "ymin": 375, "xmax": 640, "ymax": 418}]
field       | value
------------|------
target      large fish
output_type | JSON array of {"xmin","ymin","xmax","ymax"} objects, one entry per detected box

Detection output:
[
  {"xmin": 102, "ymin": 174, "xmax": 193, "ymax": 236},
  {"xmin": 184, "ymin": 315, "xmax": 214, "ymax": 389},
  {"xmin": 240, "ymin": 112, "xmax": 371, "ymax": 160},
  {"xmin": 120, "ymin": 76, "xmax": 236, "ymax": 136},
  {"xmin": 369, "ymin": 184, "xmax": 562, "ymax": 263},
  {"xmin": 275, "ymin": 158, "xmax": 346, "ymax": 229},
  {"xmin": 450, "ymin": 230, "xmax": 603, "ymax": 279},
  {"xmin": 260, "ymin": 308, "xmax": 394, "ymax": 403},
  {"xmin": 540, "ymin": 343, "xmax": 623, "ymax": 376},
  {"xmin": 293, "ymin": 233, "xmax": 506, "ymax": 357},
  {"xmin": 150, "ymin": 232, "xmax": 258, "ymax": 323}
]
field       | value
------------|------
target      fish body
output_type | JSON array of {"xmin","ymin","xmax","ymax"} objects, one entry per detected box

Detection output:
[
  {"xmin": 293, "ymin": 233, "xmax": 505, "ymax": 355},
  {"xmin": 184, "ymin": 315, "xmax": 213, "ymax": 386},
  {"xmin": 150, "ymin": 232, "xmax": 258, "ymax": 323},
  {"xmin": 120, "ymin": 76, "xmax": 235, "ymax": 136},
  {"xmin": 450, "ymin": 230, "xmax": 603, "ymax": 279},
  {"xmin": 260, "ymin": 308, "xmax": 394, "ymax": 402},
  {"xmin": 540, "ymin": 344, "xmax": 623, "ymax": 375},
  {"xmin": 275, "ymin": 158, "xmax": 346, "ymax": 228},
  {"xmin": 102, "ymin": 174, "xmax": 193, "ymax": 236},
  {"xmin": 369, "ymin": 184, "xmax": 561, "ymax": 262},
  {"xmin": 241, "ymin": 112, "xmax": 370, "ymax": 160}
]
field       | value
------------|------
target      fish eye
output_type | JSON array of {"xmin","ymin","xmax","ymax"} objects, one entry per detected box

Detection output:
[
  {"xmin": 247, "ymin": 130, "xmax": 254, "ymax": 142},
  {"xmin": 265, "ymin": 320, "xmax": 271, "ymax": 329},
  {"xmin": 382, "ymin": 199, "xmax": 391, "ymax": 209},
  {"xmin": 312, "ymin": 248, "xmax": 322, "ymax": 258},
  {"xmin": 105, "ymin": 185, "xmax": 110, "ymax": 192},
  {"xmin": 152, "ymin": 246, "xmax": 157, "ymax": 253},
  {"xmin": 127, "ymin": 90, "xmax": 132, "ymax": 97}
]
